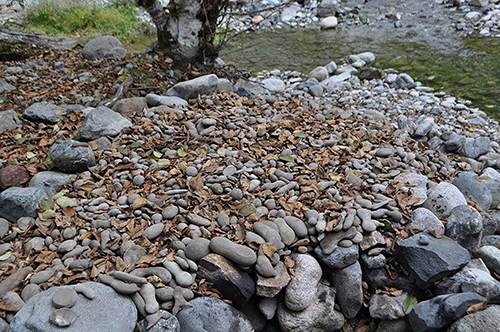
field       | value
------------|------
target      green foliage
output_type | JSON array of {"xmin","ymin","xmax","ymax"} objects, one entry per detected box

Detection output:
[{"xmin": 24, "ymin": 1, "xmax": 142, "ymax": 38}]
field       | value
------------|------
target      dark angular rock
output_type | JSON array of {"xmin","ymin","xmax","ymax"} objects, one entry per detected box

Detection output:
[
  {"xmin": 29, "ymin": 171, "xmax": 74, "ymax": 196},
  {"xmin": 49, "ymin": 140, "xmax": 96, "ymax": 173},
  {"xmin": 395, "ymin": 233, "xmax": 470, "ymax": 288},
  {"xmin": 369, "ymin": 293, "xmax": 408, "ymax": 320},
  {"xmin": 446, "ymin": 205, "xmax": 483, "ymax": 253},
  {"xmin": 197, "ymin": 254, "xmax": 255, "ymax": 307},
  {"xmin": 0, "ymin": 110, "xmax": 20, "ymax": 134},
  {"xmin": 331, "ymin": 261, "xmax": 362, "ymax": 319},
  {"xmin": 459, "ymin": 137, "xmax": 490, "ymax": 159},
  {"xmin": 408, "ymin": 293, "xmax": 486, "ymax": 332},
  {"xmin": 22, "ymin": 102, "xmax": 67, "ymax": 124}
]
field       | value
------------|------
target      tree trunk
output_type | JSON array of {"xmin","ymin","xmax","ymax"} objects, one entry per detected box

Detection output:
[{"xmin": 138, "ymin": 0, "xmax": 226, "ymax": 65}]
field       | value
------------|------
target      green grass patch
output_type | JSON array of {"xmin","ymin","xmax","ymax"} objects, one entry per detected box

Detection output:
[{"xmin": 24, "ymin": 1, "xmax": 143, "ymax": 38}]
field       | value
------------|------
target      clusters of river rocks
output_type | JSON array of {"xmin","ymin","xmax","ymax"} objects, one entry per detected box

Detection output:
[
  {"xmin": 439, "ymin": 0, "xmax": 500, "ymax": 36},
  {"xmin": 1, "ymin": 37, "xmax": 500, "ymax": 331}
]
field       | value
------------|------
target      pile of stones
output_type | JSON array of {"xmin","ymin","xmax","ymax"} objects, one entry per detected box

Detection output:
[
  {"xmin": 440, "ymin": 0, "xmax": 500, "ymax": 36},
  {"xmin": 1, "ymin": 45, "xmax": 500, "ymax": 331}
]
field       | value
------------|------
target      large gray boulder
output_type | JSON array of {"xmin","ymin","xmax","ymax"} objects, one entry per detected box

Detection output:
[
  {"xmin": 22, "ymin": 102, "xmax": 66, "ymax": 124},
  {"xmin": 448, "ymin": 305, "xmax": 500, "ymax": 332},
  {"xmin": 49, "ymin": 140, "xmax": 96, "ymax": 173},
  {"xmin": 176, "ymin": 297, "xmax": 253, "ymax": 332},
  {"xmin": 284, "ymin": 254, "xmax": 322, "ymax": 311},
  {"xmin": 0, "ymin": 110, "xmax": 20, "ymax": 134},
  {"xmin": 76, "ymin": 106, "xmax": 132, "ymax": 141},
  {"xmin": 0, "ymin": 79, "xmax": 16, "ymax": 93},
  {"xmin": 277, "ymin": 283, "xmax": 344, "ymax": 332},
  {"xmin": 0, "ymin": 187, "xmax": 48, "ymax": 222},
  {"xmin": 82, "ymin": 36, "xmax": 127, "ymax": 60},
  {"xmin": 166, "ymin": 74, "xmax": 218, "ymax": 100},
  {"xmin": 452, "ymin": 172, "xmax": 492, "ymax": 211},
  {"xmin": 8, "ymin": 282, "xmax": 137, "ymax": 332},
  {"xmin": 459, "ymin": 137, "xmax": 490, "ymax": 159},
  {"xmin": 423, "ymin": 182, "xmax": 467, "ymax": 218},
  {"xmin": 409, "ymin": 207, "xmax": 445, "ymax": 236},
  {"xmin": 395, "ymin": 233, "xmax": 470, "ymax": 288},
  {"xmin": 332, "ymin": 261, "xmax": 363, "ymax": 319}
]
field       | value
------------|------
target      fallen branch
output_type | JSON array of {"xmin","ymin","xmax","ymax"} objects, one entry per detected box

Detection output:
[
  {"xmin": 103, "ymin": 76, "xmax": 134, "ymax": 109},
  {"xmin": 0, "ymin": 29, "xmax": 77, "ymax": 49}
]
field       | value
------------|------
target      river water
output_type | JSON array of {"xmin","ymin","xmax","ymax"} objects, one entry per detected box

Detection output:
[{"xmin": 222, "ymin": 0, "xmax": 500, "ymax": 116}]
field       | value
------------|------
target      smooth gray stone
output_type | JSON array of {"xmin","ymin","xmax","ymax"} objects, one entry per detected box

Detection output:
[
  {"xmin": 209, "ymin": 237, "xmax": 257, "ymax": 267},
  {"xmin": 0, "ymin": 187, "xmax": 48, "ymax": 222},
  {"xmin": 146, "ymin": 94, "xmax": 188, "ymax": 107},
  {"xmin": 0, "ymin": 110, "xmax": 20, "ymax": 133},
  {"xmin": 396, "ymin": 233, "xmax": 470, "ymax": 289},
  {"xmin": 176, "ymin": 297, "xmax": 253, "ymax": 332},
  {"xmin": 76, "ymin": 106, "xmax": 132, "ymax": 141},
  {"xmin": 262, "ymin": 78, "xmax": 285, "ymax": 92},
  {"xmin": 29, "ymin": 171, "xmax": 74, "ymax": 196},
  {"xmin": 393, "ymin": 73, "xmax": 415, "ymax": 89},
  {"xmin": 82, "ymin": 36, "xmax": 126, "ymax": 60},
  {"xmin": 460, "ymin": 137, "xmax": 491, "ymax": 159},
  {"xmin": 8, "ymin": 282, "xmax": 137, "ymax": 332},
  {"xmin": 166, "ymin": 74, "xmax": 219, "ymax": 100},
  {"xmin": 285, "ymin": 254, "xmax": 322, "ymax": 311},
  {"xmin": 185, "ymin": 238, "xmax": 211, "ymax": 261}
]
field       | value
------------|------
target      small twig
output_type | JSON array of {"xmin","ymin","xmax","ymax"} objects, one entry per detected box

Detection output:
[{"xmin": 103, "ymin": 76, "xmax": 133, "ymax": 108}]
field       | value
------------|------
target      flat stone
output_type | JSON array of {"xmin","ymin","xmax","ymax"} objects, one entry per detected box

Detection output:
[
  {"xmin": 8, "ymin": 282, "xmax": 137, "ymax": 332},
  {"xmin": 76, "ymin": 106, "xmax": 132, "ymax": 141},
  {"xmin": 453, "ymin": 172, "xmax": 492, "ymax": 211},
  {"xmin": 52, "ymin": 289, "xmax": 78, "ymax": 308},
  {"xmin": 314, "ymin": 244, "xmax": 359, "ymax": 270},
  {"xmin": 0, "ymin": 187, "xmax": 48, "ymax": 222},
  {"xmin": 0, "ymin": 165, "xmax": 29, "ymax": 189},
  {"xmin": 423, "ymin": 182, "xmax": 467, "ymax": 218},
  {"xmin": 176, "ymin": 297, "xmax": 253, "ymax": 332},
  {"xmin": 0, "ymin": 79, "xmax": 15, "ymax": 93},
  {"xmin": 446, "ymin": 205, "xmax": 483, "ymax": 253},
  {"xmin": 29, "ymin": 171, "xmax": 74, "ymax": 196},
  {"xmin": 256, "ymin": 261, "xmax": 290, "ymax": 298},
  {"xmin": 197, "ymin": 254, "xmax": 255, "ymax": 307},
  {"xmin": 49, "ymin": 140, "xmax": 96, "ymax": 173},
  {"xmin": 262, "ymin": 78, "xmax": 285, "ymax": 92},
  {"xmin": 394, "ymin": 172, "xmax": 428, "ymax": 206},
  {"xmin": 145, "ymin": 94, "xmax": 188, "ymax": 108},
  {"xmin": 82, "ymin": 36, "xmax": 126, "ymax": 60},
  {"xmin": 332, "ymin": 261, "xmax": 363, "ymax": 319},
  {"xmin": 278, "ymin": 284, "xmax": 344, "ymax": 332},
  {"xmin": 285, "ymin": 254, "xmax": 322, "ymax": 311},
  {"xmin": 0, "ymin": 110, "xmax": 20, "ymax": 133},
  {"xmin": 49, "ymin": 308, "xmax": 78, "ymax": 327},
  {"xmin": 320, "ymin": 226, "xmax": 357, "ymax": 254},
  {"xmin": 395, "ymin": 233, "xmax": 470, "ymax": 288},
  {"xmin": 166, "ymin": 74, "xmax": 219, "ymax": 100},
  {"xmin": 22, "ymin": 102, "xmax": 66, "ymax": 124}
]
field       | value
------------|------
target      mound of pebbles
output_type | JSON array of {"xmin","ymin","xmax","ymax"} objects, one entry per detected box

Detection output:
[{"xmin": 1, "ymin": 52, "xmax": 500, "ymax": 331}]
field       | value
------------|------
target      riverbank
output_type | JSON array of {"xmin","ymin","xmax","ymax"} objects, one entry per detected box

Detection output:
[{"xmin": 1, "ymin": 36, "xmax": 500, "ymax": 331}]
